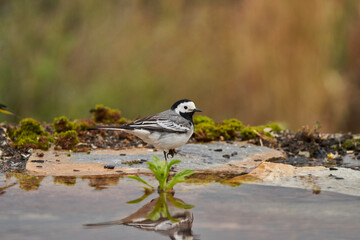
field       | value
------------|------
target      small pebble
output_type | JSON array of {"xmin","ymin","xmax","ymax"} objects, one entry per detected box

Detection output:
[
  {"xmin": 335, "ymin": 177, "xmax": 344, "ymax": 180},
  {"xmin": 222, "ymin": 154, "xmax": 230, "ymax": 159},
  {"xmin": 36, "ymin": 152, "xmax": 44, "ymax": 157},
  {"xmin": 31, "ymin": 160, "xmax": 44, "ymax": 163},
  {"xmin": 104, "ymin": 165, "xmax": 115, "ymax": 169}
]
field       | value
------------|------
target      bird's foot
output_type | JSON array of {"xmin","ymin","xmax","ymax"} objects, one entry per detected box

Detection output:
[{"xmin": 167, "ymin": 149, "xmax": 177, "ymax": 159}]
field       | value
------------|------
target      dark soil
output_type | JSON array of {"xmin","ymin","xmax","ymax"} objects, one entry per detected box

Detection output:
[
  {"xmin": 0, "ymin": 127, "xmax": 30, "ymax": 172},
  {"xmin": 249, "ymin": 127, "xmax": 360, "ymax": 170}
]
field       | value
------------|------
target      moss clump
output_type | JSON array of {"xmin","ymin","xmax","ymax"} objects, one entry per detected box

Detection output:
[
  {"xmin": 90, "ymin": 104, "xmax": 121, "ymax": 123},
  {"xmin": 193, "ymin": 115, "xmax": 220, "ymax": 141},
  {"xmin": 11, "ymin": 118, "xmax": 52, "ymax": 150},
  {"xmin": 73, "ymin": 119, "xmax": 94, "ymax": 131},
  {"xmin": 218, "ymin": 119, "xmax": 243, "ymax": 140},
  {"xmin": 53, "ymin": 116, "xmax": 74, "ymax": 133},
  {"xmin": 193, "ymin": 115, "xmax": 282, "ymax": 141},
  {"xmin": 55, "ymin": 130, "xmax": 79, "ymax": 150},
  {"xmin": 343, "ymin": 138, "xmax": 360, "ymax": 150},
  {"xmin": 118, "ymin": 117, "xmax": 130, "ymax": 125},
  {"xmin": 239, "ymin": 122, "xmax": 282, "ymax": 140}
]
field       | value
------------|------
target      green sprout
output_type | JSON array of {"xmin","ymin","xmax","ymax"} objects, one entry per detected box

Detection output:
[{"xmin": 127, "ymin": 155, "xmax": 195, "ymax": 193}]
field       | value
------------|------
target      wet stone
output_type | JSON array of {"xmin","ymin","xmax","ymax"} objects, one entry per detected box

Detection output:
[{"xmin": 26, "ymin": 142, "xmax": 284, "ymax": 175}]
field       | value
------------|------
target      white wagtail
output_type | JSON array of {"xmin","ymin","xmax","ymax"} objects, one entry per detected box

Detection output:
[{"xmin": 88, "ymin": 99, "xmax": 202, "ymax": 160}]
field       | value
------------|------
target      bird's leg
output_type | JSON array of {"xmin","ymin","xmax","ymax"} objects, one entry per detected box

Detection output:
[
  {"xmin": 163, "ymin": 151, "xmax": 168, "ymax": 162},
  {"xmin": 166, "ymin": 149, "xmax": 178, "ymax": 183}
]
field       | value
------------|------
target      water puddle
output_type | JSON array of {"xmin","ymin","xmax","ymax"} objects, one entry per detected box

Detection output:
[{"xmin": 1, "ymin": 172, "xmax": 360, "ymax": 240}]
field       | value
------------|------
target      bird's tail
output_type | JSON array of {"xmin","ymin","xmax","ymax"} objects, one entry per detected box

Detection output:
[{"xmin": 87, "ymin": 126, "xmax": 126, "ymax": 131}]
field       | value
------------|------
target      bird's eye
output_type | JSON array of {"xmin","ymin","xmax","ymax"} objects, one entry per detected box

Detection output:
[{"xmin": 184, "ymin": 106, "xmax": 188, "ymax": 110}]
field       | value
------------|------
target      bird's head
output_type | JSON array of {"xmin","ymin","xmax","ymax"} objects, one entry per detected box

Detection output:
[{"xmin": 171, "ymin": 99, "xmax": 202, "ymax": 121}]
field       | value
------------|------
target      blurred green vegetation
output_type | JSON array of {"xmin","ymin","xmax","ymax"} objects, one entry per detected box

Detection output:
[{"xmin": 1, "ymin": 0, "xmax": 360, "ymax": 132}]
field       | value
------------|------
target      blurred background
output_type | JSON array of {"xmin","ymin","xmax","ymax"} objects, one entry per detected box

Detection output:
[{"xmin": 0, "ymin": 0, "xmax": 359, "ymax": 132}]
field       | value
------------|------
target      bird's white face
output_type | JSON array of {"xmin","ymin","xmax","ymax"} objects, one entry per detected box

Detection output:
[{"xmin": 174, "ymin": 101, "xmax": 198, "ymax": 115}]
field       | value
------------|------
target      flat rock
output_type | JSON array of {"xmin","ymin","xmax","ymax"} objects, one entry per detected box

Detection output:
[
  {"xmin": 239, "ymin": 162, "xmax": 360, "ymax": 196},
  {"xmin": 26, "ymin": 142, "xmax": 284, "ymax": 176}
]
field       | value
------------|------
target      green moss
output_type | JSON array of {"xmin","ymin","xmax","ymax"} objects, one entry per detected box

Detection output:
[
  {"xmin": 343, "ymin": 138, "xmax": 360, "ymax": 150},
  {"xmin": 265, "ymin": 122, "xmax": 282, "ymax": 132},
  {"xmin": 118, "ymin": 117, "xmax": 130, "ymax": 125},
  {"xmin": 53, "ymin": 116, "xmax": 74, "ymax": 133},
  {"xmin": 55, "ymin": 130, "xmax": 79, "ymax": 150},
  {"xmin": 11, "ymin": 118, "xmax": 51, "ymax": 150},
  {"xmin": 90, "ymin": 104, "xmax": 122, "ymax": 123},
  {"xmin": 239, "ymin": 122, "xmax": 282, "ymax": 140},
  {"xmin": 239, "ymin": 126, "xmax": 258, "ymax": 139},
  {"xmin": 193, "ymin": 115, "xmax": 215, "ymax": 125},
  {"xmin": 193, "ymin": 115, "xmax": 282, "ymax": 141},
  {"xmin": 74, "ymin": 120, "xmax": 90, "ymax": 131},
  {"xmin": 218, "ymin": 119, "xmax": 243, "ymax": 140},
  {"xmin": 194, "ymin": 115, "xmax": 220, "ymax": 141},
  {"xmin": 15, "ymin": 118, "xmax": 46, "ymax": 136}
]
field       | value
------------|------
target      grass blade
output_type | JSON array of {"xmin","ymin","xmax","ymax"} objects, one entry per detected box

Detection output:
[
  {"xmin": 127, "ymin": 175, "xmax": 154, "ymax": 189},
  {"xmin": 166, "ymin": 169, "xmax": 195, "ymax": 190}
]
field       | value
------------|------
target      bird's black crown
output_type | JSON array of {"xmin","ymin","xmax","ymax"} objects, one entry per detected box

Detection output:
[{"xmin": 171, "ymin": 99, "xmax": 192, "ymax": 110}]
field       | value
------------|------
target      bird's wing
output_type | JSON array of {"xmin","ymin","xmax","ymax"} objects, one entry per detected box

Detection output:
[
  {"xmin": 156, "ymin": 119, "xmax": 190, "ymax": 133},
  {"xmin": 125, "ymin": 114, "xmax": 189, "ymax": 133}
]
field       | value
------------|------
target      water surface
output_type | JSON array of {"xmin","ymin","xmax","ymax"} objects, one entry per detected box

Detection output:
[{"xmin": 1, "ymin": 173, "xmax": 359, "ymax": 240}]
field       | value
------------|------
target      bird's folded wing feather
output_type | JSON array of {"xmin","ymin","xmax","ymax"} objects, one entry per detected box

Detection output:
[{"xmin": 127, "ymin": 117, "xmax": 189, "ymax": 133}]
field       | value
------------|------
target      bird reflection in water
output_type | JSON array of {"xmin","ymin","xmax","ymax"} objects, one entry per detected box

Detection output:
[{"xmin": 84, "ymin": 191, "xmax": 198, "ymax": 240}]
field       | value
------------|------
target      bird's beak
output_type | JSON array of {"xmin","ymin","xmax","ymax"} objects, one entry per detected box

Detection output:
[{"xmin": 193, "ymin": 108, "xmax": 202, "ymax": 112}]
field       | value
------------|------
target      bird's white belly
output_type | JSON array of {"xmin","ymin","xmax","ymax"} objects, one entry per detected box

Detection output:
[{"xmin": 126, "ymin": 128, "xmax": 193, "ymax": 151}]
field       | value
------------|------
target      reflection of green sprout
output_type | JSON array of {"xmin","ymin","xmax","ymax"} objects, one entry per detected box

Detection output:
[
  {"xmin": 127, "ymin": 191, "xmax": 194, "ymax": 223},
  {"xmin": 128, "ymin": 155, "xmax": 195, "ymax": 193},
  {"xmin": 148, "ymin": 192, "xmax": 194, "ymax": 223}
]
